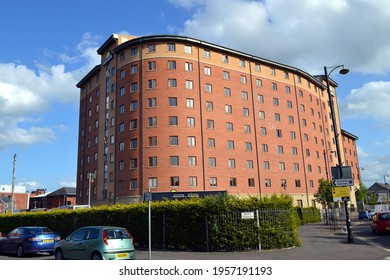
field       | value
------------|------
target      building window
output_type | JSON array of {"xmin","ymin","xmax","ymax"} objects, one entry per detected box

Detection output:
[
  {"xmin": 148, "ymin": 61, "xmax": 156, "ymax": 71},
  {"xmin": 167, "ymin": 43, "xmax": 176, "ymax": 51},
  {"xmin": 294, "ymin": 163, "xmax": 299, "ymax": 172},
  {"xmin": 169, "ymin": 97, "xmax": 177, "ymax": 107},
  {"xmin": 207, "ymin": 119, "xmax": 214, "ymax": 129},
  {"xmin": 243, "ymin": 108, "xmax": 249, "ymax": 117},
  {"xmin": 131, "ymin": 82, "xmax": 138, "ymax": 92},
  {"xmin": 149, "ymin": 157, "xmax": 157, "ymax": 167},
  {"xmin": 187, "ymin": 117, "xmax": 195, "ymax": 127},
  {"xmin": 255, "ymin": 63, "xmax": 261, "ymax": 72},
  {"xmin": 223, "ymin": 71, "xmax": 230, "ymax": 80},
  {"xmin": 119, "ymin": 141, "xmax": 125, "ymax": 151},
  {"xmin": 131, "ymin": 64, "xmax": 138, "ymax": 74},
  {"xmin": 189, "ymin": 176, "xmax": 198, "ymax": 187},
  {"xmin": 168, "ymin": 60, "xmax": 176, "ymax": 69},
  {"xmin": 148, "ymin": 98, "xmax": 157, "ymax": 108},
  {"xmin": 259, "ymin": 111, "xmax": 265, "ymax": 119},
  {"xmin": 279, "ymin": 162, "xmax": 285, "ymax": 171},
  {"xmin": 119, "ymin": 161, "xmax": 124, "ymax": 170},
  {"xmin": 244, "ymin": 125, "xmax": 251, "ymax": 134},
  {"xmin": 230, "ymin": 177, "xmax": 237, "ymax": 187},
  {"xmin": 248, "ymin": 178, "xmax": 255, "ymax": 187},
  {"xmin": 130, "ymin": 179, "xmax": 138, "ymax": 190},
  {"xmin": 130, "ymin": 119, "xmax": 137, "ymax": 130},
  {"xmin": 295, "ymin": 179, "xmax": 301, "ymax": 188},
  {"xmin": 184, "ymin": 45, "xmax": 192, "ymax": 54},
  {"xmin": 226, "ymin": 122, "xmax": 233, "ymax": 131},
  {"xmin": 239, "ymin": 59, "xmax": 246, "ymax": 67},
  {"xmin": 205, "ymin": 84, "xmax": 212, "ymax": 93},
  {"xmin": 256, "ymin": 79, "xmax": 262, "ymax": 87},
  {"xmin": 224, "ymin": 87, "xmax": 231, "ymax": 97},
  {"xmin": 227, "ymin": 140, "xmax": 235, "ymax": 150},
  {"xmin": 222, "ymin": 54, "xmax": 229, "ymax": 63},
  {"xmin": 262, "ymin": 144, "xmax": 268, "ymax": 153},
  {"xmin": 130, "ymin": 139, "xmax": 137, "ymax": 149},
  {"xmin": 210, "ymin": 177, "xmax": 217, "ymax": 187},
  {"xmin": 204, "ymin": 66, "xmax": 211, "ymax": 76},
  {"xmin": 170, "ymin": 176, "xmax": 180, "ymax": 187},
  {"xmin": 169, "ymin": 156, "xmax": 179, "ymax": 166},
  {"xmin": 169, "ymin": 116, "xmax": 178, "ymax": 126},
  {"xmin": 247, "ymin": 160, "xmax": 254, "ymax": 169},
  {"xmin": 148, "ymin": 117, "xmax": 157, "ymax": 127},
  {"xmin": 186, "ymin": 80, "xmax": 194, "ymax": 89},
  {"xmin": 186, "ymin": 98, "xmax": 194, "ymax": 108},
  {"xmin": 149, "ymin": 177, "xmax": 158, "ymax": 188},
  {"xmin": 258, "ymin": 95, "xmax": 264, "ymax": 103},
  {"xmin": 225, "ymin": 104, "xmax": 232, "ymax": 114},
  {"xmin": 148, "ymin": 79, "xmax": 156, "ymax": 89},
  {"xmin": 206, "ymin": 101, "xmax": 213, "ymax": 111},
  {"xmin": 188, "ymin": 136, "xmax": 196, "ymax": 147},
  {"xmin": 130, "ymin": 100, "xmax": 138, "ymax": 111},
  {"xmin": 185, "ymin": 62, "xmax": 193, "ymax": 71},
  {"xmin": 242, "ymin": 91, "xmax": 248, "ymax": 100},
  {"xmin": 208, "ymin": 138, "xmax": 215, "ymax": 148},
  {"xmin": 204, "ymin": 49, "xmax": 211, "ymax": 58},
  {"xmin": 272, "ymin": 83, "xmax": 277, "ymax": 91},
  {"xmin": 188, "ymin": 156, "xmax": 197, "ymax": 166},
  {"xmin": 245, "ymin": 142, "xmax": 252, "ymax": 151},
  {"xmin": 263, "ymin": 161, "xmax": 270, "ymax": 170},
  {"xmin": 148, "ymin": 44, "xmax": 156, "ymax": 52},
  {"xmin": 265, "ymin": 179, "xmax": 271, "ymax": 188},
  {"xmin": 169, "ymin": 136, "xmax": 178, "ymax": 146},
  {"xmin": 240, "ymin": 75, "xmax": 247, "ymax": 84},
  {"xmin": 209, "ymin": 157, "xmax": 216, "ymax": 167},
  {"xmin": 130, "ymin": 159, "xmax": 137, "ymax": 169},
  {"xmin": 168, "ymin": 79, "xmax": 177, "ymax": 88},
  {"xmin": 149, "ymin": 136, "xmax": 157, "ymax": 147},
  {"xmin": 131, "ymin": 47, "xmax": 138, "ymax": 56}
]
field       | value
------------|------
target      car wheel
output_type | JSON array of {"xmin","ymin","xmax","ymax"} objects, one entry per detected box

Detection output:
[
  {"xmin": 55, "ymin": 249, "xmax": 64, "ymax": 260},
  {"xmin": 91, "ymin": 252, "xmax": 102, "ymax": 260},
  {"xmin": 16, "ymin": 245, "xmax": 24, "ymax": 257}
]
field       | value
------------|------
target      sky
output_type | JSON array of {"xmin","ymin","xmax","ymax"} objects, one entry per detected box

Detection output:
[{"xmin": 1, "ymin": 0, "xmax": 390, "ymax": 193}]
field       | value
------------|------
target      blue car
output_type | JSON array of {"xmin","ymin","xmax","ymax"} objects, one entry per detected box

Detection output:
[
  {"xmin": 0, "ymin": 226, "xmax": 61, "ymax": 257},
  {"xmin": 358, "ymin": 211, "xmax": 370, "ymax": 220}
]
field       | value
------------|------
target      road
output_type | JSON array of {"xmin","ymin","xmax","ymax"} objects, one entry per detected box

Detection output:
[{"xmin": 1, "ymin": 221, "xmax": 389, "ymax": 260}]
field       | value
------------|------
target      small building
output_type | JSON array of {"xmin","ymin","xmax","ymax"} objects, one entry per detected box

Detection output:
[
  {"xmin": 29, "ymin": 187, "xmax": 76, "ymax": 210},
  {"xmin": 367, "ymin": 183, "xmax": 390, "ymax": 204}
]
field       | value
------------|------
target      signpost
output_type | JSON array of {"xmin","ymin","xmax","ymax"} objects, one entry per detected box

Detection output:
[{"xmin": 332, "ymin": 178, "xmax": 354, "ymax": 187}]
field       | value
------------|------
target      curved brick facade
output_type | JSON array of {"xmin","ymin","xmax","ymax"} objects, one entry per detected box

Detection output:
[{"xmin": 76, "ymin": 34, "xmax": 360, "ymax": 207}]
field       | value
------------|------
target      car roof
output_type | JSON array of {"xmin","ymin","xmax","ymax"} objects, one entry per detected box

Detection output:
[{"xmin": 78, "ymin": 226, "xmax": 126, "ymax": 229}]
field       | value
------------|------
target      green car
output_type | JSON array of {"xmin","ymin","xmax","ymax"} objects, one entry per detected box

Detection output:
[{"xmin": 54, "ymin": 226, "xmax": 135, "ymax": 260}]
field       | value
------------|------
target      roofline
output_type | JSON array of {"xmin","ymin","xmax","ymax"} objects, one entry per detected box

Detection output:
[
  {"xmin": 113, "ymin": 34, "xmax": 326, "ymax": 89},
  {"xmin": 76, "ymin": 65, "xmax": 101, "ymax": 88},
  {"xmin": 97, "ymin": 34, "xmax": 119, "ymax": 55},
  {"xmin": 341, "ymin": 129, "xmax": 359, "ymax": 140}
]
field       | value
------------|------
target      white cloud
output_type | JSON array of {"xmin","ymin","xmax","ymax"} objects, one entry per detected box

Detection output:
[
  {"xmin": 340, "ymin": 81, "xmax": 390, "ymax": 121},
  {"xmin": 0, "ymin": 33, "xmax": 100, "ymax": 150},
  {"xmin": 171, "ymin": 0, "xmax": 390, "ymax": 75}
]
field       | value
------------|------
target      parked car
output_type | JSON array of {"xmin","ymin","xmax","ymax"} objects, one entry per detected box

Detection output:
[
  {"xmin": 0, "ymin": 226, "xmax": 61, "ymax": 257},
  {"xmin": 358, "ymin": 210, "xmax": 370, "ymax": 220},
  {"xmin": 54, "ymin": 226, "xmax": 135, "ymax": 260},
  {"xmin": 371, "ymin": 211, "xmax": 390, "ymax": 234}
]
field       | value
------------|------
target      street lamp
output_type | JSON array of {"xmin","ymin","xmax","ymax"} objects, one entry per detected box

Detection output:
[
  {"xmin": 324, "ymin": 64, "xmax": 353, "ymax": 243},
  {"xmin": 383, "ymin": 174, "xmax": 389, "ymax": 187},
  {"xmin": 88, "ymin": 172, "xmax": 96, "ymax": 207}
]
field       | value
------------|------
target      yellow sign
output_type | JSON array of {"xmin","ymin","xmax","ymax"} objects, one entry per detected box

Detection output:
[{"xmin": 332, "ymin": 186, "xmax": 350, "ymax": 198}]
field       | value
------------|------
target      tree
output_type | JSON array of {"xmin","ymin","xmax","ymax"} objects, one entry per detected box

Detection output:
[
  {"xmin": 314, "ymin": 179, "xmax": 334, "ymax": 207},
  {"xmin": 355, "ymin": 183, "xmax": 367, "ymax": 209},
  {"xmin": 367, "ymin": 192, "xmax": 378, "ymax": 206},
  {"xmin": 314, "ymin": 179, "xmax": 334, "ymax": 224}
]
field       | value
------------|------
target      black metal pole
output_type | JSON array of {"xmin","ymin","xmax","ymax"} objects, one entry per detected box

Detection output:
[{"xmin": 324, "ymin": 66, "xmax": 353, "ymax": 243}]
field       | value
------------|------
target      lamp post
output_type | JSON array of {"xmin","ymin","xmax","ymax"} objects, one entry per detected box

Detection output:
[{"xmin": 324, "ymin": 65, "xmax": 353, "ymax": 243}]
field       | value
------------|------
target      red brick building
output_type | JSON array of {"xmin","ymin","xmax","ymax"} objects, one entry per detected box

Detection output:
[{"xmin": 76, "ymin": 34, "xmax": 360, "ymax": 207}]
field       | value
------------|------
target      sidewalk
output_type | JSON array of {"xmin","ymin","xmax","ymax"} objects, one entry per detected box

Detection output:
[{"xmin": 135, "ymin": 222, "xmax": 390, "ymax": 260}]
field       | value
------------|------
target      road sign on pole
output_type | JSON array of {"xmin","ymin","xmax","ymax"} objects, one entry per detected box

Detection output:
[{"xmin": 332, "ymin": 178, "xmax": 354, "ymax": 187}]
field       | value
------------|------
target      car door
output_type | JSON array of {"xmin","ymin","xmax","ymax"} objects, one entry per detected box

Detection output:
[
  {"xmin": 2, "ymin": 228, "xmax": 20, "ymax": 253},
  {"xmin": 61, "ymin": 228, "xmax": 89, "ymax": 259}
]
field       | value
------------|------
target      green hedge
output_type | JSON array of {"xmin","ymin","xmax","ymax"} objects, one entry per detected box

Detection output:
[{"xmin": 0, "ymin": 194, "xmax": 311, "ymax": 251}]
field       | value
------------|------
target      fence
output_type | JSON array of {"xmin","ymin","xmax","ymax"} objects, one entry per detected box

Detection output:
[{"xmin": 146, "ymin": 208, "xmax": 297, "ymax": 252}]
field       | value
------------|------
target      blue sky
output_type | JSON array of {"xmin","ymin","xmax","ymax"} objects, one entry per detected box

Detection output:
[{"xmin": 1, "ymin": 0, "xmax": 390, "ymax": 193}]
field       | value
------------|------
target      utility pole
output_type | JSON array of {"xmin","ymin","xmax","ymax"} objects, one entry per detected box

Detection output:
[{"xmin": 11, "ymin": 154, "xmax": 16, "ymax": 213}]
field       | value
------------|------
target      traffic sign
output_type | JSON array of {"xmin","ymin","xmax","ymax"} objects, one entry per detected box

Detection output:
[{"xmin": 332, "ymin": 178, "xmax": 354, "ymax": 186}]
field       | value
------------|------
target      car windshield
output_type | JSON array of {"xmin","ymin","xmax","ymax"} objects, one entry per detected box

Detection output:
[
  {"xmin": 105, "ymin": 228, "xmax": 130, "ymax": 239},
  {"xmin": 28, "ymin": 227, "xmax": 52, "ymax": 235}
]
